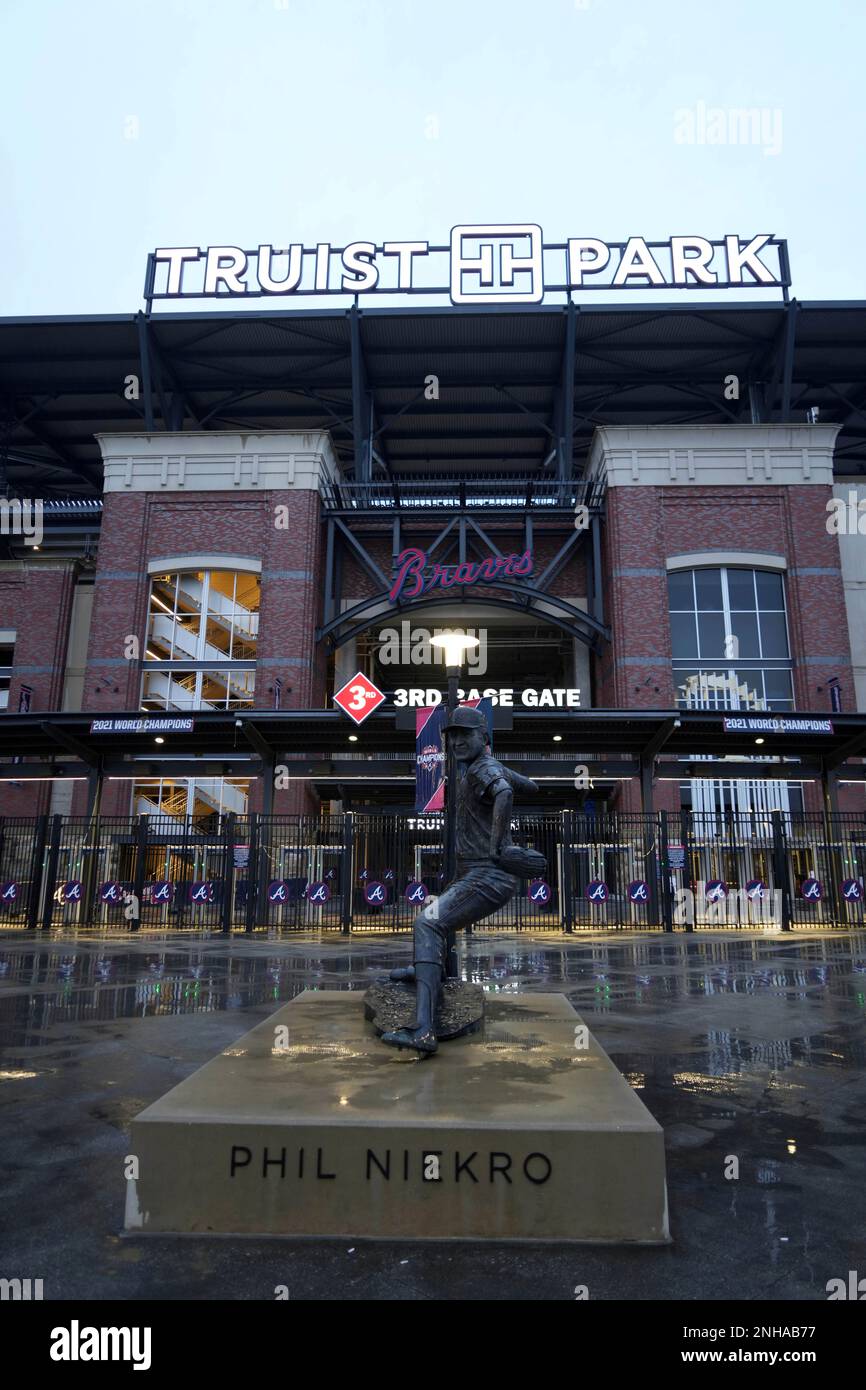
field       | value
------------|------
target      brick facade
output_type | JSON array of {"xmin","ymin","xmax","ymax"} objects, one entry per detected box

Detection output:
[
  {"xmin": 0, "ymin": 562, "xmax": 77, "ymax": 816},
  {"xmin": 2, "ymin": 424, "xmax": 863, "ymax": 819}
]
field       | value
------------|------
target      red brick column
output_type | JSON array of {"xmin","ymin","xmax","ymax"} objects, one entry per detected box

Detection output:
[{"xmin": 0, "ymin": 563, "xmax": 76, "ymax": 816}]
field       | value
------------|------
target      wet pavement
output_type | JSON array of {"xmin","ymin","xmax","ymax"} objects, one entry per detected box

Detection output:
[{"xmin": 1, "ymin": 926, "xmax": 865, "ymax": 1300}]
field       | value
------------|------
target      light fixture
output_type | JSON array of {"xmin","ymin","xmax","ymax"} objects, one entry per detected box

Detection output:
[
  {"xmin": 154, "ymin": 736, "xmax": 165, "ymax": 744},
  {"xmin": 429, "ymin": 632, "xmax": 480, "ymax": 667},
  {"xmin": 755, "ymin": 737, "xmax": 765, "ymax": 745},
  {"xmin": 348, "ymin": 734, "xmax": 358, "ymax": 742},
  {"xmin": 553, "ymin": 735, "xmax": 562, "ymax": 742}
]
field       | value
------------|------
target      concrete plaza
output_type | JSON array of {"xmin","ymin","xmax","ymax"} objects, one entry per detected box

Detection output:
[{"xmin": 1, "ymin": 927, "xmax": 864, "ymax": 1300}]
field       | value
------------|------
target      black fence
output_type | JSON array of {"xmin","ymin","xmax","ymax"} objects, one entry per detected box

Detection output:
[{"xmin": 0, "ymin": 809, "xmax": 864, "ymax": 933}]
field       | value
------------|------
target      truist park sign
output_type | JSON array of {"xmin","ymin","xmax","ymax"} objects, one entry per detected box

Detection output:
[{"xmin": 146, "ymin": 230, "xmax": 789, "ymax": 307}]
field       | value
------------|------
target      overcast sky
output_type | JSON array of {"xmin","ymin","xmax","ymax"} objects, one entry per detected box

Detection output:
[{"xmin": 1, "ymin": 0, "xmax": 862, "ymax": 316}]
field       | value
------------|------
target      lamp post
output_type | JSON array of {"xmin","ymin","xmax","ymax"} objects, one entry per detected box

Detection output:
[{"xmin": 429, "ymin": 633, "xmax": 480, "ymax": 923}]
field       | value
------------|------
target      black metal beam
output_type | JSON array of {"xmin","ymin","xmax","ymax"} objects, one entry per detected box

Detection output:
[
  {"xmin": 135, "ymin": 311, "xmax": 155, "ymax": 431},
  {"xmin": 40, "ymin": 721, "xmax": 99, "ymax": 765},
  {"xmin": 333, "ymin": 516, "xmax": 390, "ymax": 590},
  {"xmin": 560, "ymin": 300, "xmax": 576, "ymax": 481},
  {"xmin": 350, "ymin": 305, "xmax": 371, "ymax": 482},
  {"xmin": 825, "ymin": 726, "xmax": 866, "ymax": 769},
  {"xmin": 778, "ymin": 299, "xmax": 799, "ymax": 421},
  {"xmin": 642, "ymin": 715, "xmax": 681, "ymax": 762},
  {"xmin": 241, "ymin": 719, "xmax": 278, "ymax": 761}
]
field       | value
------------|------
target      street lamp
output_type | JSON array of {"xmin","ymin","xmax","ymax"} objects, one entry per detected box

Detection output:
[{"xmin": 429, "ymin": 633, "xmax": 481, "ymax": 930}]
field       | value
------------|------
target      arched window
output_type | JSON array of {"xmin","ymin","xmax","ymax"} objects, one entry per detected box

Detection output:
[{"xmin": 141, "ymin": 569, "xmax": 260, "ymax": 712}]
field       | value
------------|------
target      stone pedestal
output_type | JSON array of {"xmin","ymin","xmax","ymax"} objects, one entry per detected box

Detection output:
[{"xmin": 125, "ymin": 990, "xmax": 669, "ymax": 1243}]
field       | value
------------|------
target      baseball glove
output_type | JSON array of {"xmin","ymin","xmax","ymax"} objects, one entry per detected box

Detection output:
[{"xmin": 494, "ymin": 845, "xmax": 548, "ymax": 879}]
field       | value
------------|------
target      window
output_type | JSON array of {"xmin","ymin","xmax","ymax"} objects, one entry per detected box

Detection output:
[
  {"xmin": 134, "ymin": 776, "xmax": 250, "ymax": 826},
  {"xmin": 668, "ymin": 566, "xmax": 799, "ymax": 818},
  {"xmin": 142, "ymin": 570, "xmax": 259, "ymax": 712},
  {"xmin": 668, "ymin": 566, "xmax": 793, "ymax": 712},
  {"xmin": 0, "ymin": 639, "xmax": 14, "ymax": 711}
]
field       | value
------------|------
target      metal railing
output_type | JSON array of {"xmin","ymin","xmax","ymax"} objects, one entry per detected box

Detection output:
[
  {"xmin": 0, "ymin": 809, "xmax": 864, "ymax": 933},
  {"xmin": 320, "ymin": 475, "xmax": 606, "ymax": 514}
]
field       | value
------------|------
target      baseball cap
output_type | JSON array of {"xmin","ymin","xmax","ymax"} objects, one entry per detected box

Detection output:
[{"xmin": 443, "ymin": 705, "xmax": 488, "ymax": 733}]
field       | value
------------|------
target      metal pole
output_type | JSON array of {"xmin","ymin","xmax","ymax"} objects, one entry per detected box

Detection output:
[
  {"xmin": 444, "ymin": 668, "xmax": 459, "ymax": 888},
  {"xmin": 341, "ymin": 811, "xmax": 353, "ymax": 934},
  {"xmin": 27, "ymin": 815, "xmax": 49, "ymax": 931},
  {"xmin": 131, "ymin": 814, "xmax": 148, "ymax": 931},
  {"xmin": 245, "ymin": 812, "xmax": 259, "ymax": 934},
  {"xmin": 444, "ymin": 668, "xmax": 460, "ymax": 973},
  {"xmin": 771, "ymin": 809, "xmax": 791, "ymax": 933},
  {"xmin": 659, "ymin": 809, "xmax": 673, "ymax": 932},
  {"xmin": 221, "ymin": 812, "xmax": 235, "ymax": 935},
  {"xmin": 561, "ymin": 808, "xmax": 574, "ymax": 934},
  {"xmin": 41, "ymin": 815, "xmax": 63, "ymax": 931}
]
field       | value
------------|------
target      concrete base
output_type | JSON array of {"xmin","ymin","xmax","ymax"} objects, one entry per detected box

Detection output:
[{"xmin": 124, "ymin": 991, "xmax": 669, "ymax": 1243}]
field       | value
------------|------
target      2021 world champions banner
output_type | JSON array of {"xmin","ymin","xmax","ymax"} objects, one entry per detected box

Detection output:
[{"xmin": 415, "ymin": 698, "xmax": 493, "ymax": 812}]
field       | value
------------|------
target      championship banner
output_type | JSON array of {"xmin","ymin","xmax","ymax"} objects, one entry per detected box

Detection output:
[
  {"xmin": 414, "ymin": 698, "xmax": 493, "ymax": 812},
  {"xmin": 415, "ymin": 704, "xmax": 447, "ymax": 812}
]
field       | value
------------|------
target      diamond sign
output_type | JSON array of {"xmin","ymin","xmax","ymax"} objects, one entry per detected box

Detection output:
[{"xmin": 333, "ymin": 672, "xmax": 386, "ymax": 725}]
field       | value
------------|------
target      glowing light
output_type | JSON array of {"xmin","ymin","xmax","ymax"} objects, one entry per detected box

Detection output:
[{"xmin": 429, "ymin": 632, "xmax": 480, "ymax": 667}]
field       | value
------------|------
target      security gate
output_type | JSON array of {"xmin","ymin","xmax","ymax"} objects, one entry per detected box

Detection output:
[{"xmin": 0, "ymin": 810, "xmax": 864, "ymax": 933}]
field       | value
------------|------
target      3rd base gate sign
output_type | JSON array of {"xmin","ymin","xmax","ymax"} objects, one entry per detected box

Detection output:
[{"xmin": 333, "ymin": 673, "xmax": 387, "ymax": 725}]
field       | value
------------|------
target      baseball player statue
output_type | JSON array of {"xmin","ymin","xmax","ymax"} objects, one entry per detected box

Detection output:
[{"xmin": 381, "ymin": 704, "xmax": 545, "ymax": 1056}]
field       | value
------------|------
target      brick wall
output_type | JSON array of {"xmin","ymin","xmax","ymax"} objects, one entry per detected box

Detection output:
[
  {"xmin": 597, "ymin": 481, "xmax": 861, "ymax": 812},
  {"xmin": 0, "ymin": 562, "xmax": 77, "ymax": 815},
  {"xmin": 78, "ymin": 489, "xmax": 325, "ymax": 816}
]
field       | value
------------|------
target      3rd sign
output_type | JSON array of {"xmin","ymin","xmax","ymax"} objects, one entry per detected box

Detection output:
[{"xmin": 333, "ymin": 672, "xmax": 386, "ymax": 726}]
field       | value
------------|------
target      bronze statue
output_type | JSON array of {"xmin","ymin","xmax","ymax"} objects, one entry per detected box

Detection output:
[{"xmin": 381, "ymin": 705, "xmax": 545, "ymax": 1056}]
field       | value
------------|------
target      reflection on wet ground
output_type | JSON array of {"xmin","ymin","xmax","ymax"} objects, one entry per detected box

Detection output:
[{"xmin": 1, "ymin": 926, "xmax": 865, "ymax": 1300}]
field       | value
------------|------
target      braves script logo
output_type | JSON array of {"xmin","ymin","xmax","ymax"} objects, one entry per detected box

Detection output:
[
  {"xmin": 389, "ymin": 547, "xmax": 533, "ymax": 603},
  {"xmin": 417, "ymin": 743, "xmax": 444, "ymax": 773}
]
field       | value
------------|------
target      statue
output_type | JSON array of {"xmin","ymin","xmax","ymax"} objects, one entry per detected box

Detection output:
[{"xmin": 380, "ymin": 704, "xmax": 545, "ymax": 1056}]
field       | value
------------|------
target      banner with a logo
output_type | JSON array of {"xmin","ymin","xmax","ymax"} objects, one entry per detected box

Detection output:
[
  {"xmin": 415, "ymin": 704, "xmax": 447, "ymax": 811},
  {"xmin": 414, "ymin": 697, "xmax": 493, "ymax": 812}
]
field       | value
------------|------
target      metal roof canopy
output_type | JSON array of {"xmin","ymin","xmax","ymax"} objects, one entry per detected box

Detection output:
[
  {"xmin": 2, "ymin": 300, "xmax": 866, "ymax": 497},
  {"xmin": 0, "ymin": 708, "xmax": 864, "ymax": 776}
]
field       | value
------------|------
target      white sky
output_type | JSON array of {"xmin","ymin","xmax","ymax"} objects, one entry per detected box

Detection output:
[{"xmin": 1, "ymin": 0, "xmax": 863, "ymax": 315}]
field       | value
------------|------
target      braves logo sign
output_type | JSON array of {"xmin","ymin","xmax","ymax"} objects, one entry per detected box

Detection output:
[
  {"xmin": 389, "ymin": 547, "xmax": 533, "ymax": 603},
  {"xmin": 528, "ymin": 879, "xmax": 551, "ymax": 905}
]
